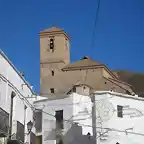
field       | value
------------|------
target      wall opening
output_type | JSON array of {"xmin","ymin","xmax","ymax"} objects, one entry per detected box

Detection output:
[
  {"xmin": 50, "ymin": 88, "xmax": 55, "ymax": 93},
  {"xmin": 117, "ymin": 105, "xmax": 123, "ymax": 118},
  {"xmin": 50, "ymin": 38, "xmax": 54, "ymax": 52},
  {"xmin": 55, "ymin": 110, "xmax": 63, "ymax": 129},
  {"xmin": 52, "ymin": 71, "xmax": 54, "ymax": 76}
]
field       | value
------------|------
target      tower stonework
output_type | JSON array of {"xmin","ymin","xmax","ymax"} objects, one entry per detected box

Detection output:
[{"xmin": 39, "ymin": 27, "xmax": 70, "ymax": 94}]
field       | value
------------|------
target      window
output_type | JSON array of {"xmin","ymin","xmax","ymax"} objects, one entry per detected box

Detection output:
[
  {"xmin": 34, "ymin": 110, "xmax": 42, "ymax": 133},
  {"xmin": 83, "ymin": 86, "xmax": 87, "ymax": 92},
  {"xmin": 50, "ymin": 38, "xmax": 54, "ymax": 52},
  {"xmin": 117, "ymin": 105, "xmax": 123, "ymax": 118},
  {"xmin": 65, "ymin": 39, "xmax": 68, "ymax": 50},
  {"xmin": 50, "ymin": 88, "xmax": 54, "ymax": 93},
  {"xmin": 55, "ymin": 110, "xmax": 63, "ymax": 129},
  {"xmin": 52, "ymin": 71, "xmax": 54, "ymax": 76}
]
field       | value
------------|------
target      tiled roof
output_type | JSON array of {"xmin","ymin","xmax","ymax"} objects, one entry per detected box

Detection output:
[
  {"xmin": 40, "ymin": 57, "xmax": 134, "ymax": 96},
  {"xmin": 62, "ymin": 56, "xmax": 102, "ymax": 71}
]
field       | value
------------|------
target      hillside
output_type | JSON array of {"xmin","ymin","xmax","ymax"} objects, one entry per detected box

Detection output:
[{"xmin": 113, "ymin": 70, "xmax": 144, "ymax": 97}]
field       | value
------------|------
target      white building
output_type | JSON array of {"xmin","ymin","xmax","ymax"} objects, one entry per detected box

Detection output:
[
  {"xmin": 34, "ymin": 93, "xmax": 92, "ymax": 144},
  {"xmin": 0, "ymin": 49, "xmax": 37, "ymax": 144},
  {"xmin": 34, "ymin": 91, "xmax": 144, "ymax": 144},
  {"xmin": 93, "ymin": 91, "xmax": 144, "ymax": 144}
]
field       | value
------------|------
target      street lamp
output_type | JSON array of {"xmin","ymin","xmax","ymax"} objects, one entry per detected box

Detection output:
[{"xmin": 27, "ymin": 121, "xmax": 33, "ymax": 134}]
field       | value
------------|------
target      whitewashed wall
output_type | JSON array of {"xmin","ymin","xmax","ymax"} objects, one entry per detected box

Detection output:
[
  {"xmin": 0, "ymin": 50, "xmax": 36, "ymax": 143},
  {"xmin": 35, "ymin": 91, "xmax": 144, "ymax": 144},
  {"xmin": 34, "ymin": 93, "xmax": 93, "ymax": 144},
  {"xmin": 93, "ymin": 91, "xmax": 144, "ymax": 144}
]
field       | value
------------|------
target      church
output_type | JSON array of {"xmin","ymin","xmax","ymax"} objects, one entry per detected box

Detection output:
[{"xmin": 39, "ymin": 26, "xmax": 134, "ymax": 97}]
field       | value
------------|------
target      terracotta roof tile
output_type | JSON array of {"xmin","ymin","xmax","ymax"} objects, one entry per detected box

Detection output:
[{"xmin": 62, "ymin": 57, "xmax": 102, "ymax": 71}]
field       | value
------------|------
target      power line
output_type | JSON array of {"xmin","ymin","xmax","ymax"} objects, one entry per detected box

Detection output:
[
  {"xmin": 19, "ymin": 96, "xmax": 144, "ymax": 139},
  {"xmin": 78, "ymin": 123, "xmax": 144, "ymax": 137},
  {"xmin": 90, "ymin": 0, "xmax": 101, "ymax": 50},
  {"xmin": 21, "ymin": 93, "xmax": 144, "ymax": 138},
  {"xmin": 34, "ymin": 106, "xmax": 144, "ymax": 137},
  {"xmin": 81, "ymin": 0, "xmax": 101, "ymax": 94},
  {"xmin": 17, "ymin": 89, "xmax": 144, "ymax": 138}
]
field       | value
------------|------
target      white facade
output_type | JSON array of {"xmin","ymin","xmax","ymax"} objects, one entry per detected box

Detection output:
[
  {"xmin": 34, "ymin": 93, "xmax": 92, "ymax": 144},
  {"xmin": 0, "ymin": 49, "xmax": 36, "ymax": 143},
  {"xmin": 93, "ymin": 91, "xmax": 144, "ymax": 144},
  {"xmin": 34, "ymin": 91, "xmax": 144, "ymax": 144}
]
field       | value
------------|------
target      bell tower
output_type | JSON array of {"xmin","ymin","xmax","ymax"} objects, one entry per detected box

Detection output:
[{"xmin": 39, "ymin": 26, "xmax": 70, "ymax": 95}]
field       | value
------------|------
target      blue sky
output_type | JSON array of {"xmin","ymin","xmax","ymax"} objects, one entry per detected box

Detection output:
[{"xmin": 0, "ymin": 0, "xmax": 144, "ymax": 92}]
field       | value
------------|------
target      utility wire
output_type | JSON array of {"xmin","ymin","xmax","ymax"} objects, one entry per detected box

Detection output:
[
  {"xmin": 90, "ymin": 0, "xmax": 101, "ymax": 50},
  {"xmin": 78, "ymin": 123, "xmax": 144, "ymax": 137},
  {"xmin": 14, "ymin": 88, "xmax": 144, "ymax": 137},
  {"xmin": 1, "ymin": 43, "xmax": 143, "ymax": 139},
  {"xmin": 19, "ymin": 94, "xmax": 144, "ymax": 138},
  {"xmin": 32, "ymin": 105, "xmax": 144, "ymax": 137},
  {"xmin": 80, "ymin": 0, "xmax": 101, "ymax": 94},
  {"xmin": 20, "ymin": 93, "xmax": 144, "ymax": 138}
]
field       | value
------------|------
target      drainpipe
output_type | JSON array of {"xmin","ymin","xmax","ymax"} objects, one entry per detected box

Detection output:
[
  {"xmin": 24, "ymin": 105, "xmax": 27, "ymax": 143},
  {"xmin": 8, "ymin": 91, "xmax": 16, "ymax": 139},
  {"xmin": 91, "ymin": 93, "xmax": 97, "ymax": 144}
]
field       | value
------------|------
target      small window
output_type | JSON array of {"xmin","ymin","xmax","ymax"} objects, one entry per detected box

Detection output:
[
  {"xmin": 83, "ymin": 86, "xmax": 86, "ymax": 92},
  {"xmin": 50, "ymin": 88, "xmax": 54, "ymax": 93},
  {"xmin": 117, "ymin": 105, "xmax": 123, "ymax": 118},
  {"xmin": 55, "ymin": 110, "xmax": 63, "ymax": 129},
  {"xmin": 65, "ymin": 39, "xmax": 68, "ymax": 50},
  {"xmin": 52, "ymin": 71, "xmax": 54, "ymax": 76}
]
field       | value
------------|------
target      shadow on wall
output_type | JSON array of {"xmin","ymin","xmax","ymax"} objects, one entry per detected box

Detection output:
[
  {"xmin": 63, "ymin": 123, "xmax": 96, "ymax": 144},
  {"xmin": 43, "ymin": 122, "xmax": 96, "ymax": 144}
]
